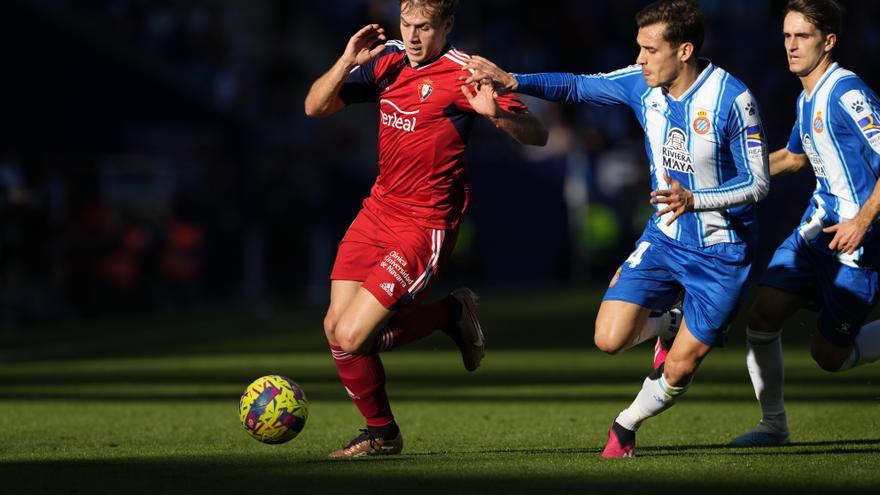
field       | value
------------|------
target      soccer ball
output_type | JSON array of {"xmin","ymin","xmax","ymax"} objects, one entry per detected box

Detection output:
[{"xmin": 239, "ymin": 375, "xmax": 309, "ymax": 444}]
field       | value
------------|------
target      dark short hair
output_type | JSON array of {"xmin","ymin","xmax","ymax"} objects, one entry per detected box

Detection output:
[
  {"xmin": 784, "ymin": 0, "xmax": 843, "ymax": 36},
  {"xmin": 400, "ymin": 0, "xmax": 459, "ymax": 21},
  {"xmin": 635, "ymin": 0, "xmax": 705, "ymax": 53}
]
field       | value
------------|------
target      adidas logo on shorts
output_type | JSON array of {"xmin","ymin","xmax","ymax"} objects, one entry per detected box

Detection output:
[{"xmin": 380, "ymin": 282, "xmax": 395, "ymax": 296}]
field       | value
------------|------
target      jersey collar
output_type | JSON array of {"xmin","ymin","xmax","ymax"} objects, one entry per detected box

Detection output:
[
  {"xmin": 405, "ymin": 43, "xmax": 452, "ymax": 71},
  {"xmin": 804, "ymin": 62, "xmax": 840, "ymax": 102},
  {"xmin": 664, "ymin": 58, "xmax": 714, "ymax": 102}
]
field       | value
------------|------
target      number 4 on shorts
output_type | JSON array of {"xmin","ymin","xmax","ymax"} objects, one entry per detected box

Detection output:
[{"xmin": 625, "ymin": 241, "xmax": 651, "ymax": 268}]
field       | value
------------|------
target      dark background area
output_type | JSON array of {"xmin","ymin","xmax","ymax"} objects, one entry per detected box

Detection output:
[{"xmin": 0, "ymin": 0, "xmax": 878, "ymax": 328}]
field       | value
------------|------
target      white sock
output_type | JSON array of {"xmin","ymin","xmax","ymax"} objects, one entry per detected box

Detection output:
[
  {"xmin": 839, "ymin": 319, "xmax": 880, "ymax": 371},
  {"xmin": 615, "ymin": 374, "xmax": 688, "ymax": 431},
  {"xmin": 745, "ymin": 327, "xmax": 787, "ymax": 433},
  {"xmin": 625, "ymin": 308, "xmax": 683, "ymax": 350}
]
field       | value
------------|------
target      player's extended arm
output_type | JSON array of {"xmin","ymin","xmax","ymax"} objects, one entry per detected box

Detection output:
[
  {"xmin": 460, "ymin": 83, "xmax": 548, "ymax": 146},
  {"xmin": 823, "ymin": 177, "xmax": 880, "ymax": 254},
  {"xmin": 462, "ymin": 56, "xmax": 630, "ymax": 106},
  {"xmin": 769, "ymin": 147, "xmax": 809, "ymax": 176},
  {"xmin": 304, "ymin": 24, "xmax": 386, "ymax": 118}
]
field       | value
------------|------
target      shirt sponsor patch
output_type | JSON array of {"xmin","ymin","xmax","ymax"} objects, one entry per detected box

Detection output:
[
  {"xmin": 802, "ymin": 134, "xmax": 826, "ymax": 178},
  {"xmin": 662, "ymin": 128, "xmax": 695, "ymax": 174}
]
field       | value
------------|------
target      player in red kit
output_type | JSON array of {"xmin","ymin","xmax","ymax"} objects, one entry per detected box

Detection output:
[{"xmin": 304, "ymin": 0, "xmax": 547, "ymax": 458}]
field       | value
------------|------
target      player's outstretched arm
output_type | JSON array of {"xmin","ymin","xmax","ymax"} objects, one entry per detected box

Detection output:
[
  {"xmin": 769, "ymin": 148, "xmax": 809, "ymax": 176},
  {"xmin": 460, "ymin": 82, "xmax": 548, "ymax": 146},
  {"xmin": 823, "ymin": 177, "xmax": 880, "ymax": 254},
  {"xmin": 463, "ymin": 57, "xmax": 635, "ymax": 107},
  {"xmin": 304, "ymin": 24, "xmax": 386, "ymax": 118}
]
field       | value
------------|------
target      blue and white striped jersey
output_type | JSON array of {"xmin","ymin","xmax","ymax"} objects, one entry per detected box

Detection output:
[
  {"xmin": 786, "ymin": 63, "xmax": 880, "ymax": 269},
  {"xmin": 515, "ymin": 62, "xmax": 770, "ymax": 248}
]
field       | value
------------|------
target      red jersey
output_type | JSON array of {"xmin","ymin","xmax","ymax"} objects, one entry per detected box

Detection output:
[{"xmin": 339, "ymin": 41, "xmax": 528, "ymax": 229}]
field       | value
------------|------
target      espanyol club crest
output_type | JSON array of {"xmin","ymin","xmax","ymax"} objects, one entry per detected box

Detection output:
[
  {"xmin": 813, "ymin": 111, "xmax": 824, "ymax": 133},
  {"xmin": 692, "ymin": 110, "xmax": 711, "ymax": 135},
  {"xmin": 418, "ymin": 78, "xmax": 434, "ymax": 102}
]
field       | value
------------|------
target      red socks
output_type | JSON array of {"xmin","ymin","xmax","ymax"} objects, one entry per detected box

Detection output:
[
  {"xmin": 330, "ymin": 297, "xmax": 457, "ymax": 427},
  {"xmin": 330, "ymin": 344, "xmax": 393, "ymax": 427},
  {"xmin": 374, "ymin": 298, "xmax": 454, "ymax": 352}
]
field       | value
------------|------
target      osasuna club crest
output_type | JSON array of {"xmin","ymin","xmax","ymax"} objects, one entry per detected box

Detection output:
[
  {"xmin": 418, "ymin": 78, "xmax": 434, "ymax": 102},
  {"xmin": 662, "ymin": 128, "xmax": 695, "ymax": 174}
]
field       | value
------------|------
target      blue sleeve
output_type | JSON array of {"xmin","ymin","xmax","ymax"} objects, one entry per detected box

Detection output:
[
  {"xmin": 513, "ymin": 66, "xmax": 642, "ymax": 108},
  {"xmin": 787, "ymin": 121, "xmax": 804, "ymax": 154},
  {"xmin": 692, "ymin": 90, "xmax": 770, "ymax": 211}
]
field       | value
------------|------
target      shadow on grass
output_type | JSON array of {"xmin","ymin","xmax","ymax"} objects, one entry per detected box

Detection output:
[
  {"xmin": 400, "ymin": 438, "xmax": 880, "ymax": 458},
  {"xmin": 0, "ymin": 454, "xmax": 872, "ymax": 495}
]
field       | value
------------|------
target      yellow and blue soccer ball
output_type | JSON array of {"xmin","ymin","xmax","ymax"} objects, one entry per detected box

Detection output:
[{"xmin": 239, "ymin": 375, "xmax": 309, "ymax": 444}]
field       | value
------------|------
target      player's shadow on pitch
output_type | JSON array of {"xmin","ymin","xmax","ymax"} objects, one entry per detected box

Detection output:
[
  {"xmin": 636, "ymin": 438, "xmax": 880, "ymax": 457},
  {"xmin": 406, "ymin": 438, "xmax": 880, "ymax": 458}
]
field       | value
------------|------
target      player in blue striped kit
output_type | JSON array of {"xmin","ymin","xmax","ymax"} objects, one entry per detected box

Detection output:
[
  {"xmin": 463, "ymin": 0, "xmax": 770, "ymax": 457},
  {"xmin": 731, "ymin": 0, "xmax": 880, "ymax": 447}
]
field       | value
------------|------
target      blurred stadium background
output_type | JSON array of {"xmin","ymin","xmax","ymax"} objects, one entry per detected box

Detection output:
[{"xmin": 1, "ymin": 0, "xmax": 878, "ymax": 326}]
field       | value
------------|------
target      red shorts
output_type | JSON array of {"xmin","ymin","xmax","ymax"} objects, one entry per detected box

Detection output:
[{"xmin": 330, "ymin": 207, "xmax": 458, "ymax": 309}]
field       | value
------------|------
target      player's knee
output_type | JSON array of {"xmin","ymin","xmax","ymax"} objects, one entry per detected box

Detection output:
[
  {"xmin": 593, "ymin": 329, "xmax": 625, "ymax": 355},
  {"xmin": 748, "ymin": 306, "xmax": 782, "ymax": 333},
  {"xmin": 323, "ymin": 311, "xmax": 340, "ymax": 344},
  {"xmin": 334, "ymin": 320, "xmax": 373, "ymax": 355},
  {"xmin": 663, "ymin": 357, "xmax": 698, "ymax": 385},
  {"xmin": 810, "ymin": 347, "xmax": 847, "ymax": 372}
]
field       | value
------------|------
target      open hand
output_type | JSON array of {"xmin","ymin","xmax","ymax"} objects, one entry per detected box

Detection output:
[
  {"xmin": 342, "ymin": 24, "xmax": 386, "ymax": 67},
  {"xmin": 650, "ymin": 173, "xmax": 695, "ymax": 225},
  {"xmin": 824, "ymin": 217, "xmax": 870, "ymax": 254}
]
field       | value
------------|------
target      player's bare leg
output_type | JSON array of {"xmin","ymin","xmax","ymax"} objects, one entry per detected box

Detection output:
[
  {"xmin": 810, "ymin": 332, "xmax": 854, "ymax": 371},
  {"xmin": 730, "ymin": 286, "xmax": 803, "ymax": 447},
  {"xmin": 603, "ymin": 319, "xmax": 708, "ymax": 458},
  {"xmin": 325, "ymin": 282, "xmax": 402, "ymax": 458},
  {"xmin": 325, "ymin": 282, "xmax": 481, "ymax": 457},
  {"xmin": 325, "ymin": 281, "xmax": 374, "ymax": 347},
  {"xmin": 813, "ymin": 319, "xmax": 880, "ymax": 371},
  {"xmin": 331, "ymin": 285, "xmax": 394, "ymax": 354},
  {"xmin": 594, "ymin": 300, "xmax": 681, "ymax": 356}
]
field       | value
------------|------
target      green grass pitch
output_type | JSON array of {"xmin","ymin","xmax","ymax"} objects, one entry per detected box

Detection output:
[{"xmin": 0, "ymin": 289, "xmax": 877, "ymax": 494}]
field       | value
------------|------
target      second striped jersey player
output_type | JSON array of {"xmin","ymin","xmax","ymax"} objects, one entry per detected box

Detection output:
[
  {"xmin": 785, "ymin": 62, "xmax": 880, "ymax": 268},
  {"xmin": 731, "ymin": 0, "xmax": 880, "ymax": 448}
]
